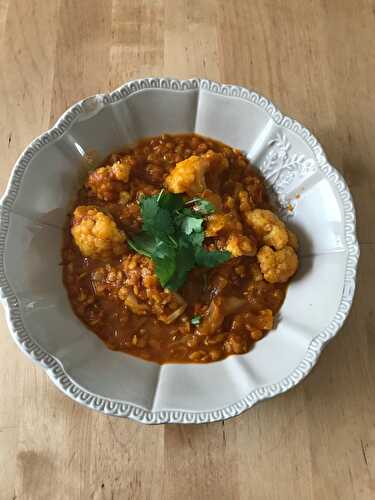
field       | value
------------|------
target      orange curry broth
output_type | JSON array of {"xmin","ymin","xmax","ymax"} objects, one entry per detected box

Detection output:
[{"xmin": 62, "ymin": 134, "xmax": 293, "ymax": 364}]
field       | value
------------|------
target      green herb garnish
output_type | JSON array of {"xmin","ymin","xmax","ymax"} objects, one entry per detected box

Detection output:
[
  {"xmin": 185, "ymin": 198, "xmax": 215, "ymax": 215},
  {"xmin": 128, "ymin": 191, "xmax": 231, "ymax": 290},
  {"xmin": 191, "ymin": 315, "xmax": 202, "ymax": 325}
]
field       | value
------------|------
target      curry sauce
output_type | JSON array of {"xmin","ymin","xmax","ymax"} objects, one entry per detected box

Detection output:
[{"xmin": 62, "ymin": 134, "xmax": 298, "ymax": 363}]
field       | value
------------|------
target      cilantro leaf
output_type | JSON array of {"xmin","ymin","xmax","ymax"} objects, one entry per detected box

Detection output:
[
  {"xmin": 191, "ymin": 315, "xmax": 202, "ymax": 325},
  {"xmin": 194, "ymin": 198, "xmax": 215, "ymax": 215},
  {"xmin": 153, "ymin": 208, "xmax": 174, "ymax": 236},
  {"xmin": 174, "ymin": 207, "xmax": 198, "ymax": 228},
  {"xmin": 158, "ymin": 191, "xmax": 184, "ymax": 211},
  {"xmin": 181, "ymin": 216, "xmax": 203, "ymax": 235},
  {"xmin": 190, "ymin": 230, "xmax": 204, "ymax": 248},
  {"xmin": 129, "ymin": 235, "xmax": 177, "ymax": 287},
  {"xmin": 140, "ymin": 195, "xmax": 174, "ymax": 237},
  {"xmin": 153, "ymin": 242, "xmax": 176, "ymax": 286},
  {"xmin": 155, "ymin": 257, "xmax": 176, "ymax": 287},
  {"xmin": 153, "ymin": 239, "xmax": 174, "ymax": 259},
  {"xmin": 164, "ymin": 236, "xmax": 195, "ymax": 291},
  {"xmin": 140, "ymin": 196, "xmax": 159, "ymax": 223},
  {"xmin": 185, "ymin": 198, "xmax": 215, "ymax": 215},
  {"xmin": 195, "ymin": 248, "xmax": 231, "ymax": 268},
  {"xmin": 180, "ymin": 207, "xmax": 198, "ymax": 217},
  {"xmin": 128, "ymin": 232, "xmax": 157, "ymax": 258}
]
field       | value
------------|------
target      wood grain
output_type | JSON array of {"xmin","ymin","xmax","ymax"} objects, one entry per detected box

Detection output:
[{"xmin": 0, "ymin": 1, "xmax": 374, "ymax": 498}]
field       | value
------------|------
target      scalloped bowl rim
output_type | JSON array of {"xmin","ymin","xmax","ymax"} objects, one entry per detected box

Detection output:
[{"xmin": 0, "ymin": 77, "xmax": 359, "ymax": 424}]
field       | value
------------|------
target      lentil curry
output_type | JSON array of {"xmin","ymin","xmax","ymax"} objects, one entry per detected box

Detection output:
[{"xmin": 62, "ymin": 134, "xmax": 299, "ymax": 363}]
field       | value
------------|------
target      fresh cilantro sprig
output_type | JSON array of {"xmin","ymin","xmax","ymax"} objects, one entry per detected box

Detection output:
[
  {"xmin": 185, "ymin": 197, "xmax": 216, "ymax": 215},
  {"xmin": 128, "ymin": 191, "xmax": 231, "ymax": 290}
]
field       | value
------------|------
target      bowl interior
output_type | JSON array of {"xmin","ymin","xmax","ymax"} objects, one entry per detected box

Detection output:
[{"xmin": 0, "ymin": 81, "xmax": 353, "ymax": 415}]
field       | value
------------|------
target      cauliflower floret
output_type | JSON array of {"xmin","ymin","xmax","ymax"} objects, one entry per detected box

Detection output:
[
  {"xmin": 86, "ymin": 157, "xmax": 134, "ymax": 201},
  {"xmin": 71, "ymin": 206, "xmax": 126, "ymax": 260},
  {"xmin": 226, "ymin": 233, "xmax": 257, "ymax": 257},
  {"xmin": 237, "ymin": 190, "xmax": 254, "ymax": 213},
  {"xmin": 165, "ymin": 155, "xmax": 209, "ymax": 195},
  {"xmin": 250, "ymin": 262, "xmax": 263, "ymax": 282},
  {"xmin": 165, "ymin": 152, "xmax": 228, "ymax": 195},
  {"xmin": 205, "ymin": 213, "xmax": 242, "ymax": 237},
  {"xmin": 245, "ymin": 209, "xmax": 289, "ymax": 250},
  {"xmin": 257, "ymin": 245, "xmax": 298, "ymax": 283},
  {"xmin": 112, "ymin": 160, "xmax": 132, "ymax": 181}
]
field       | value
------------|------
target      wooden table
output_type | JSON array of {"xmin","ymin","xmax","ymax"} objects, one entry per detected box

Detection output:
[{"xmin": 0, "ymin": 1, "xmax": 374, "ymax": 498}]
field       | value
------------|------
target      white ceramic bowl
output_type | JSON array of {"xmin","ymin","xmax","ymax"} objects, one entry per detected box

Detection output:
[{"xmin": 0, "ymin": 78, "xmax": 359, "ymax": 424}]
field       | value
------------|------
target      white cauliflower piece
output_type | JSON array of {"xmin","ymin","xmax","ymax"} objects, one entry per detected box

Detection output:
[
  {"xmin": 245, "ymin": 209, "xmax": 289, "ymax": 250},
  {"xmin": 165, "ymin": 152, "xmax": 228, "ymax": 195},
  {"xmin": 226, "ymin": 233, "xmax": 256, "ymax": 257},
  {"xmin": 71, "ymin": 206, "xmax": 126, "ymax": 260},
  {"xmin": 257, "ymin": 245, "xmax": 298, "ymax": 283}
]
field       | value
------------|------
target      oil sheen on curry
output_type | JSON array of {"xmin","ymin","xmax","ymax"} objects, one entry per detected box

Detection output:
[{"xmin": 62, "ymin": 134, "xmax": 299, "ymax": 364}]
